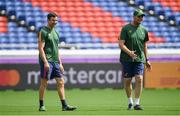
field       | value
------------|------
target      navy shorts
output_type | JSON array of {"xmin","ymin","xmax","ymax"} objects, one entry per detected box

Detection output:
[
  {"xmin": 40, "ymin": 61, "xmax": 64, "ymax": 80},
  {"xmin": 121, "ymin": 61, "xmax": 144, "ymax": 78}
]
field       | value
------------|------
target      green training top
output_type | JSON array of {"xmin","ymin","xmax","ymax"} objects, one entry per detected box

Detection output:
[
  {"xmin": 119, "ymin": 23, "xmax": 149, "ymax": 63},
  {"xmin": 39, "ymin": 26, "xmax": 59, "ymax": 63}
]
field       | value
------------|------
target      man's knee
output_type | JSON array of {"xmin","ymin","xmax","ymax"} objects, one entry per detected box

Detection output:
[
  {"xmin": 124, "ymin": 78, "xmax": 132, "ymax": 83},
  {"xmin": 56, "ymin": 78, "xmax": 64, "ymax": 87},
  {"xmin": 135, "ymin": 75, "xmax": 143, "ymax": 83},
  {"xmin": 40, "ymin": 79, "xmax": 48, "ymax": 88}
]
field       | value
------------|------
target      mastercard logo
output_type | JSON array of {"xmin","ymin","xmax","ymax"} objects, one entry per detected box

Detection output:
[{"xmin": 0, "ymin": 70, "xmax": 20, "ymax": 86}]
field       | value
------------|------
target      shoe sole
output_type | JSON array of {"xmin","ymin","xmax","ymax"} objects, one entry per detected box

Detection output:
[
  {"xmin": 62, "ymin": 108, "xmax": 77, "ymax": 111},
  {"xmin": 39, "ymin": 108, "xmax": 46, "ymax": 111}
]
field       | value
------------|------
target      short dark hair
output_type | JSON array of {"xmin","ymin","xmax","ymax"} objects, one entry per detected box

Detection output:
[{"xmin": 47, "ymin": 12, "xmax": 57, "ymax": 20}]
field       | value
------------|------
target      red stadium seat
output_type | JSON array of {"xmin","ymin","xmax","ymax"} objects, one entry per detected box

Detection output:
[{"xmin": 0, "ymin": 16, "xmax": 7, "ymax": 33}]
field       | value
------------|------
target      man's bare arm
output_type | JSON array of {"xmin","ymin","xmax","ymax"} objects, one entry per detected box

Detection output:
[{"xmin": 118, "ymin": 36, "xmax": 137, "ymax": 59}]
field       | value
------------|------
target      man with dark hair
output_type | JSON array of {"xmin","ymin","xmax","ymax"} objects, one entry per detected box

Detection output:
[
  {"xmin": 47, "ymin": 12, "xmax": 57, "ymax": 20},
  {"xmin": 38, "ymin": 12, "xmax": 77, "ymax": 111},
  {"xmin": 118, "ymin": 9, "xmax": 152, "ymax": 110}
]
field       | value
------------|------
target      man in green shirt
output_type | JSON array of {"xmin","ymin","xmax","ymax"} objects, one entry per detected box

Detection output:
[
  {"xmin": 118, "ymin": 9, "xmax": 152, "ymax": 110},
  {"xmin": 38, "ymin": 12, "xmax": 77, "ymax": 111}
]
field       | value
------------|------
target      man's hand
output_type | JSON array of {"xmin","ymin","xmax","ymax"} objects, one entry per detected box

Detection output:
[
  {"xmin": 60, "ymin": 63, "xmax": 64, "ymax": 73},
  {"xmin": 129, "ymin": 50, "xmax": 137, "ymax": 60},
  {"xmin": 146, "ymin": 61, "xmax": 152, "ymax": 71},
  {"xmin": 44, "ymin": 62, "xmax": 50, "ymax": 71}
]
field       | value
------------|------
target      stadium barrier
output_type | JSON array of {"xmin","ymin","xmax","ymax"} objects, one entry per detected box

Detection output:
[{"xmin": 0, "ymin": 49, "xmax": 180, "ymax": 90}]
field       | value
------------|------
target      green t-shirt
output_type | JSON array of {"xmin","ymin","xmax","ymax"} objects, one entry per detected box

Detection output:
[
  {"xmin": 120, "ymin": 23, "xmax": 149, "ymax": 63},
  {"xmin": 39, "ymin": 26, "xmax": 59, "ymax": 63}
]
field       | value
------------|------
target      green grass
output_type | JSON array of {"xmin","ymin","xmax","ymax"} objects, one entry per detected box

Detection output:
[{"xmin": 0, "ymin": 89, "xmax": 180, "ymax": 115}]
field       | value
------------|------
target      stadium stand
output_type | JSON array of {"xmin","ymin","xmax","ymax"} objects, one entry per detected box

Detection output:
[{"xmin": 0, "ymin": 0, "xmax": 179, "ymax": 50}]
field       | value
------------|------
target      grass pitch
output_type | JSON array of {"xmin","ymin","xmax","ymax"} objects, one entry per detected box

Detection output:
[{"xmin": 0, "ymin": 89, "xmax": 180, "ymax": 115}]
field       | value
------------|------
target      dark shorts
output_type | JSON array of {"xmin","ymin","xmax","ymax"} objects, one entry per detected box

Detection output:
[
  {"xmin": 40, "ymin": 61, "xmax": 63, "ymax": 80},
  {"xmin": 121, "ymin": 61, "xmax": 144, "ymax": 78}
]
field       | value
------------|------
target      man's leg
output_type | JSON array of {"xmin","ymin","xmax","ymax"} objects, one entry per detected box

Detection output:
[
  {"xmin": 121, "ymin": 61, "xmax": 134, "ymax": 110},
  {"xmin": 134, "ymin": 75, "xmax": 143, "ymax": 104},
  {"xmin": 124, "ymin": 78, "xmax": 133, "ymax": 110},
  {"xmin": 134, "ymin": 75, "xmax": 143, "ymax": 102},
  {"xmin": 133, "ymin": 62, "xmax": 144, "ymax": 110},
  {"xmin": 134, "ymin": 75, "xmax": 143, "ymax": 110},
  {"xmin": 55, "ymin": 78, "xmax": 77, "ymax": 111},
  {"xmin": 55, "ymin": 78, "xmax": 65, "ymax": 100},
  {"xmin": 39, "ymin": 78, "xmax": 48, "ymax": 111},
  {"xmin": 124, "ymin": 78, "xmax": 133, "ymax": 98}
]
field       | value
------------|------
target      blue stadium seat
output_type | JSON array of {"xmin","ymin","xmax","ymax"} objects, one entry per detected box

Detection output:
[
  {"xmin": 157, "ymin": 10, "xmax": 166, "ymax": 21},
  {"xmin": 17, "ymin": 15, "xmax": 26, "ymax": 26},
  {"xmin": 0, "ymin": 0, "xmax": 6, "ymax": 5},
  {"xmin": 27, "ymin": 20, "xmax": 36, "ymax": 31},
  {"xmin": 146, "ymin": 4, "xmax": 155, "ymax": 15},
  {"xmin": 135, "ymin": 0, "xmax": 145, "ymax": 10},
  {"xmin": 6, "ymin": 1, "xmax": 14, "ymax": 6},
  {"xmin": 0, "ymin": 33, "xmax": 8, "ymax": 43},
  {"xmin": 7, "ymin": 10, "xmax": 16, "ymax": 21},
  {"xmin": 167, "ymin": 15, "xmax": 176, "ymax": 26},
  {"xmin": 0, "ymin": 5, "xmax": 6, "ymax": 15}
]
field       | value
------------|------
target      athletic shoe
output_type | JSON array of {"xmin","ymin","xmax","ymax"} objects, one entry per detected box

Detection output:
[
  {"xmin": 127, "ymin": 103, "xmax": 133, "ymax": 110},
  {"xmin": 134, "ymin": 105, "xmax": 143, "ymax": 110},
  {"xmin": 39, "ymin": 106, "xmax": 46, "ymax": 111},
  {"xmin": 62, "ymin": 105, "xmax": 77, "ymax": 111}
]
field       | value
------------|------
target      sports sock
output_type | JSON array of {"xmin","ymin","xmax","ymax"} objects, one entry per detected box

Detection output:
[
  {"xmin": 61, "ymin": 100, "xmax": 67, "ymax": 108},
  {"xmin": 134, "ymin": 98, "xmax": 140, "ymax": 105},
  {"xmin": 39, "ymin": 100, "xmax": 44, "ymax": 107},
  {"xmin": 128, "ymin": 97, "xmax": 133, "ymax": 104}
]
